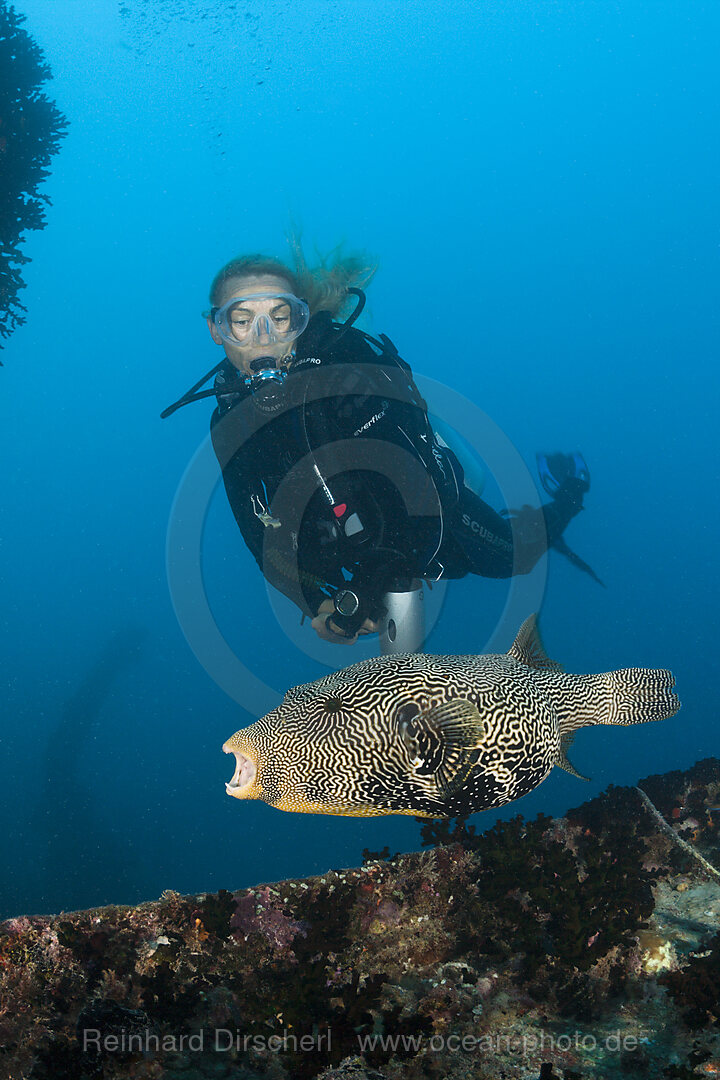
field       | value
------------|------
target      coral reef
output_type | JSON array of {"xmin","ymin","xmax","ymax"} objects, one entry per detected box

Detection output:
[
  {"xmin": 1, "ymin": 759, "xmax": 719, "ymax": 1080},
  {"xmin": 0, "ymin": 2, "xmax": 67, "ymax": 354}
]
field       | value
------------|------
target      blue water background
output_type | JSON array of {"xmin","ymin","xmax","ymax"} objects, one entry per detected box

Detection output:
[{"xmin": 1, "ymin": 0, "xmax": 718, "ymax": 919}]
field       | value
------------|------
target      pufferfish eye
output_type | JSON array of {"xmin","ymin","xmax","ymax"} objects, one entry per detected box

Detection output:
[
  {"xmin": 395, "ymin": 702, "xmax": 420, "ymax": 727},
  {"xmin": 395, "ymin": 702, "xmax": 422, "ymax": 759},
  {"xmin": 322, "ymin": 697, "xmax": 344, "ymax": 714}
]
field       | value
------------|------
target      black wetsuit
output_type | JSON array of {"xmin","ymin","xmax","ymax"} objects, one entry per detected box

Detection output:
[{"xmin": 210, "ymin": 312, "xmax": 584, "ymax": 629}]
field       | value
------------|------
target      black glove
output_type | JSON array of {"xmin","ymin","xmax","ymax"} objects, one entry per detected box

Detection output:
[
  {"xmin": 326, "ymin": 553, "xmax": 407, "ymax": 637},
  {"xmin": 326, "ymin": 588, "xmax": 371, "ymax": 638}
]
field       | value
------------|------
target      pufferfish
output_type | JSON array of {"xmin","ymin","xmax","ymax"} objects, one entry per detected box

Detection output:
[{"xmin": 223, "ymin": 616, "xmax": 680, "ymax": 819}]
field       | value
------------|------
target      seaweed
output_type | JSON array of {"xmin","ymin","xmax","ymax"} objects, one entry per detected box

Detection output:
[
  {"xmin": 441, "ymin": 808, "xmax": 654, "ymax": 987},
  {"xmin": 194, "ymin": 888, "xmax": 236, "ymax": 940},
  {"xmin": 139, "ymin": 960, "xmax": 202, "ymax": 1025},
  {"xmin": 659, "ymin": 932, "xmax": 720, "ymax": 1029},
  {"xmin": 419, "ymin": 814, "xmax": 479, "ymax": 849},
  {"xmin": 0, "ymin": 2, "xmax": 67, "ymax": 353},
  {"xmin": 361, "ymin": 846, "xmax": 398, "ymax": 864}
]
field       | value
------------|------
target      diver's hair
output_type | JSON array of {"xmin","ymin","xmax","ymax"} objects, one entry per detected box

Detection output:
[{"xmin": 208, "ymin": 235, "xmax": 377, "ymax": 318}]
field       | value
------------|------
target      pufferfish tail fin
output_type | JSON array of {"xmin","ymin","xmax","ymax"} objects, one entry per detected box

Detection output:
[
  {"xmin": 602, "ymin": 667, "xmax": 681, "ymax": 726},
  {"xmin": 558, "ymin": 666, "xmax": 681, "ymax": 737}
]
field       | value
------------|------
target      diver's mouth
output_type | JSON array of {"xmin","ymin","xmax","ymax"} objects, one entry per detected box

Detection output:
[{"xmin": 224, "ymin": 747, "xmax": 257, "ymax": 794}]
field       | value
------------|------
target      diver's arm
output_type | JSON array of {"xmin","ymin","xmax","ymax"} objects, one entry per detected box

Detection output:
[
  {"xmin": 218, "ymin": 469, "xmax": 332, "ymax": 616},
  {"xmin": 217, "ymin": 464, "xmax": 266, "ymax": 573},
  {"xmin": 211, "ymin": 412, "xmax": 332, "ymax": 616},
  {"xmin": 220, "ymin": 481, "xmax": 332, "ymax": 617}
]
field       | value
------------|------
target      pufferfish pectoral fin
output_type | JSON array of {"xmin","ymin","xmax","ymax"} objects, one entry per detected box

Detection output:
[
  {"xmin": 508, "ymin": 614, "xmax": 564, "ymax": 673},
  {"xmin": 400, "ymin": 698, "xmax": 486, "ymax": 801},
  {"xmin": 556, "ymin": 731, "xmax": 591, "ymax": 782}
]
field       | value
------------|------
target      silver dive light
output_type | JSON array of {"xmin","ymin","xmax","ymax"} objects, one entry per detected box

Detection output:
[{"xmin": 378, "ymin": 579, "xmax": 426, "ymax": 655}]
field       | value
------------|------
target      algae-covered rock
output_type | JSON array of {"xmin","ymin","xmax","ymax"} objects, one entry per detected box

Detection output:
[{"xmin": 1, "ymin": 759, "xmax": 719, "ymax": 1080}]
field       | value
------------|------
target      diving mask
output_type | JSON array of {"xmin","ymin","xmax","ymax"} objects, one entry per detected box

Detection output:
[{"xmin": 212, "ymin": 292, "xmax": 310, "ymax": 349}]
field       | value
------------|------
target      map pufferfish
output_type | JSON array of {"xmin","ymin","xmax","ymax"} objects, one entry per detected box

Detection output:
[{"xmin": 223, "ymin": 615, "xmax": 680, "ymax": 818}]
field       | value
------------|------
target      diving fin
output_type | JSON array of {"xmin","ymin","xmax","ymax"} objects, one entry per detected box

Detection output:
[
  {"xmin": 552, "ymin": 536, "xmax": 606, "ymax": 588},
  {"xmin": 537, "ymin": 451, "xmax": 590, "ymax": 497}
]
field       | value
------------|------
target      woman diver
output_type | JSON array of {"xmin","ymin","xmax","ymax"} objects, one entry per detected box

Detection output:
[{"xmin": 162, "ymin": 244, "xmax": 595, "ymax": 645}]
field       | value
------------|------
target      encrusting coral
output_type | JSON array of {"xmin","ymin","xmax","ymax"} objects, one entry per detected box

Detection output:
[{"xmin": 1, "ymin": 759, "xmax": 719, "ymax": 1080}]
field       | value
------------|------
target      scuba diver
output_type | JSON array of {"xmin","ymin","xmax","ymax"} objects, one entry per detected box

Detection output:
[{"xmin": 162, "ymin": 247, "xmax": 599, "ymax": 645}]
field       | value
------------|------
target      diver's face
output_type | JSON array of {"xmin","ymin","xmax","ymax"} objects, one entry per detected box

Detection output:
[{"xmin": 208, "ymin": 273, "xmax": 298, "ymax": 374}]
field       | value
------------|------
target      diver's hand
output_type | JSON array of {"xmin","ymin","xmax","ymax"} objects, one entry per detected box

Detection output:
[{"xmin": 312, "ymin": 600, "xmax": 378, "ymax": 645}]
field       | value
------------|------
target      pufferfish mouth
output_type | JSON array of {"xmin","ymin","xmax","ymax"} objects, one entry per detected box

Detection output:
[{"xmin": 223, "ymin": 745, "xmax": 257, "ymax": 794}]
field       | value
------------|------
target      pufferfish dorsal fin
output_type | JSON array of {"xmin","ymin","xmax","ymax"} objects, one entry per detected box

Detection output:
[
  {"xmin": 508, "ymin": 614, "xmax": 564, "ymax": 673},
  {"xmin": 399, "ymin": 698, "xmax": 486, "ymax": 800},
  {"xmin": 556, "ymin": 731, "xmax": 591, "ymax": 782}
]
